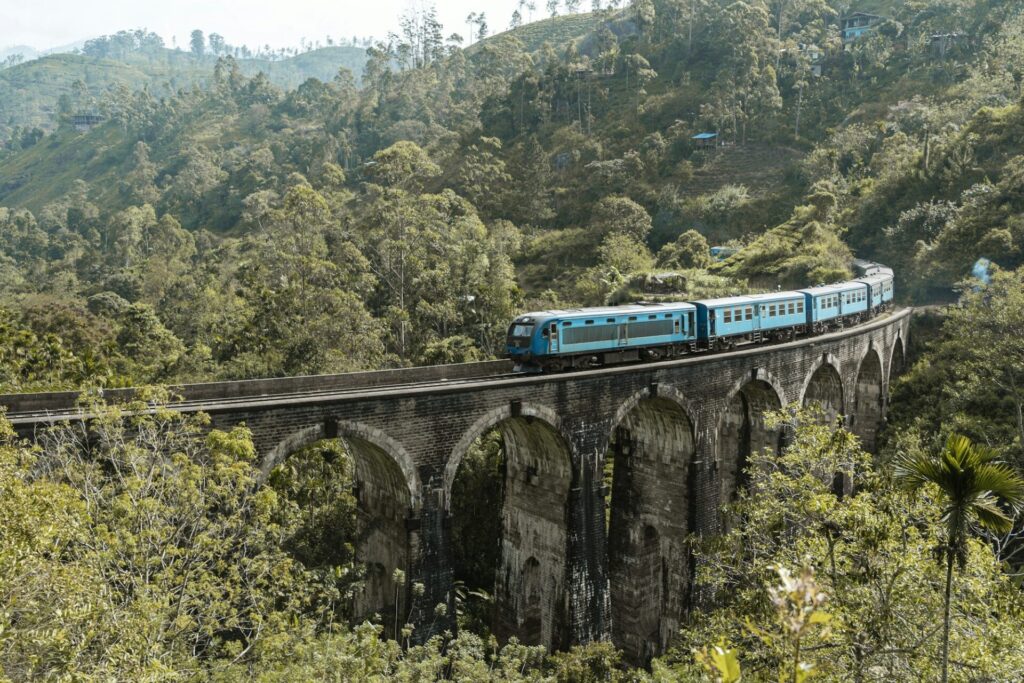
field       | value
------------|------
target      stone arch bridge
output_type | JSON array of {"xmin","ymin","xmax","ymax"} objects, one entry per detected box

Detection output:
[{"xmin": 2, "ymin": 310, "xmax": 910, "ymax": 661}]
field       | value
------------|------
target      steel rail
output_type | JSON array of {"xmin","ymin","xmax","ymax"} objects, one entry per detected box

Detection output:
[{"xmin": 3, "ymin": 308, "xmax": 910, "ymax": 426}]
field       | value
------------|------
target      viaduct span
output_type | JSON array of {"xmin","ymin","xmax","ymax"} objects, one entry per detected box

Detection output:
[{"xmin": 2, "ymin": 309, "xmax": 911, "ymax": 662}]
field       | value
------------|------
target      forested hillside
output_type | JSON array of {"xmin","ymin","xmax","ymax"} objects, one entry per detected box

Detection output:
[
  {"xmin": 2, "ymin": 0, "xmax": 1022, "ymax": 388},
  {"xmin": 0, "ymin": 30, "xmax": 370, "ymax": 139},
  {"xmin": 4, "ymin": 1, "xmax": 1024, "ymax": 680}
]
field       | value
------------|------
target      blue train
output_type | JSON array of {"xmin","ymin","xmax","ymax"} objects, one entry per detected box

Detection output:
[{"xmin": 506, "ymin": 262, "xmax": 894, "ymax": 372}]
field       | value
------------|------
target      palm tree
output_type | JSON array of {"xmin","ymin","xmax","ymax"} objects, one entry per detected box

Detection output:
[{"xmin": 895, "ymin": 434, "xmax": 1024, "ymax": 683}]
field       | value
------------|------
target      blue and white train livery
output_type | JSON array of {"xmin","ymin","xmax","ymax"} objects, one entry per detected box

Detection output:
[{"xmin": 507, "ymin": 261, "xmax": 894, "ymax": 372}]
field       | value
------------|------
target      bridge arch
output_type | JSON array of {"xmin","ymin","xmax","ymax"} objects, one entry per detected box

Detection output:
[
  {"xmin": 889, "ymin": 335, "xmax": 906, "ymax": 384},
  {"xmin": 716, "ymin": 373, "xmax": 785, "ymax": 508},
  {"xmin": 446, "ymin": 404, "xmax": 572, "ymax": 651},
  {"xmin": 444, "ymin": 402, "xmax": 565, "ymax": 509},
  {"xmin": 606, "ymin": 386, "xmax": 697, "ymax": 663},
  {"xmin": 262, "ymin": 419, "xmax": 421, "ymax": 632},
  {"xmin": 263, "ymin": 419, "xmax": 422, "ymax": 508},
  {"xmin": 799, "ymin": 355, "xmax": 845, "ymax": 425},
  {"xmin": 851, "ymin": 347, "xmax": 884, "ymax": 450}
]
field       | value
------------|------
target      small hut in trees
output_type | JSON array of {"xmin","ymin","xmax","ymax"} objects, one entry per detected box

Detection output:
[
  {"xmin": 691, "ymin": 132, "xmax": 718, "ymax": 149},
  {"xmin": 71, "ymin": 113, "xmax": 103, "ymax": 132},
  {"xmin": 840, "ymin": 12, "xmax": 883, "ymax": 46}
]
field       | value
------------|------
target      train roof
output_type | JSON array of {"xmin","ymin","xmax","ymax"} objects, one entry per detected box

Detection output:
[
  {"xmin": 514, "ymin": 301, "xmax": 695, "ymax": 320},
  {"xmin": 798, "ymin": 282, "xmax": 865, "ymax": 296},
  {"xmin": 852, "ymin": 259, "xmax": 894, "ymax": 277},
  {"xmin": 853, "ymin": 273, "xmax": 893, "ymax": 286},
  {"xmin": 695, "ymin": 291, "xmax": 804, "ymax": 307}
]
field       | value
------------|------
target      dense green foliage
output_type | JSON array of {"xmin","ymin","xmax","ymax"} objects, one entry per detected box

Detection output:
[
  {"xmin": 0, "ymin": 39, "xmax": 370, "ymax": 140},
  {"xmin": 663, "ymin": 409, "xmax": 1024, "ymax": 681},
  {"xmin": 3, "ymin": 0, "xmax": 1024, "ymax": 679},
  {"xmin": 0, "ymin": 0, "xmax": 1021, "ymax": 392},
  {"xmin": 0, "ymin": 398, "xmax": 641, "ymax": 680}
]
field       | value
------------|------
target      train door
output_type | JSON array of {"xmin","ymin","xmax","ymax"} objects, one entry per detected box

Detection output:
[
  {"xmin": 617, "ymin": 322, "xmax": 628, "ymax": 346},
  {"xmin": 549, "ymin": 321, "xmax": 559, "ymax": 353}
]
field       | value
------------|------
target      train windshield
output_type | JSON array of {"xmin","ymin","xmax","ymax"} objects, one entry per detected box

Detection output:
[{"xmin": 510, "ymin": 323, "xmax": 534, "ymax": 338}]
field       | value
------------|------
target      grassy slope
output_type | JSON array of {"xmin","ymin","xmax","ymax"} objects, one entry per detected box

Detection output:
[
  {"xmin": 0, "ymin": 46, "xmax": 368, "ymax": 137},
  {"xmin": 472, "ymin": 11, "xmax": 611, "ymax": 54},
  {"xmin": 0, "ymin": 124, "xmax": 135, "ymax": 209}
]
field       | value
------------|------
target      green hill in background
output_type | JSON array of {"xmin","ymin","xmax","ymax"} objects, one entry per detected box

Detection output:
[{"xmin": 0, "ymin": 46, "xmax": 369, "ymax": 137}]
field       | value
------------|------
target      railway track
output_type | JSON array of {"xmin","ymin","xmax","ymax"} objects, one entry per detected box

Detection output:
[{"xmin": 1, "ymin": 308, "xmax": 911, "ymax": 428}]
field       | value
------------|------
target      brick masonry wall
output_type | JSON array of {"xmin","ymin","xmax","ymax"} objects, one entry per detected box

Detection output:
[{"xmin": 6, "ymin": 311, "xmax": 910, "ymax": 651}]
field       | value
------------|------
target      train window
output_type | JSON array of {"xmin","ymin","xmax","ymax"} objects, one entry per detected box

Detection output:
[
  {"xmin": 585, "ymin": 320, "xmax": 594, "ymax": 325},
  {"xmin": 724, "ymin": 309, "xmax": 732, "ymax": 323},
  {"xmin": 629, "ymin": 316, "xmax": 638, "ymax": 321},
  {"xmin": 674, "ymin": 318, "xmax": 681, "ymax": 333},
  {"xmin": 769, "ymin": 304, "xmax": 776, "ymax": 316},
  {"xmin": 607, "ymin": 318, "xmax": 616, "ymax": 323},
  {"xmin": 745, "ymin": 307, "xmax": 753, "ymax": 320},
  {"xmin": 664, "ymin": 314, "xmax": 672, "ymax": 318},
  {"xmin": 563, "ymin": 321, "xmax": 572, "ymax": 326},
  {"xmin": 797, "ymin": 301, "xmax": 804, "ymax": 313},
  {"xmin": 511, "ymin": 324, "xmax": 534, "ymax": 337},
  {"xmin": 788, "ymin": 302, "xmax": 795, "ymax": 315}
]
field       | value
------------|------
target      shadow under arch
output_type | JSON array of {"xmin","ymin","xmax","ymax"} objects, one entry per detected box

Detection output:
[
  {"xmin": 606, "ymin": 388, "xmax": 696, "ymax": 664},
  {"xmin": 262, "ymin": 420, "xmax": 422, "ymax": 632},
  {"xmin": 263, "ymin": 420, "xmax": 422, "ymax": 509},
  {"xmin": 800, "ymin": 357, "xmax": 845, "ymax": 426},
  {"xmin": 446, "ymin": 404, "xmax": 573, "ymax": 652},
  {"xmin": 852, "ymin": 348, "xmax": 885, "ymax": 451},
  {"xmin": 889, "ymin": 335, "xmax": 906, "ymax": 384},
  {"xmin": 716, "ymin": 377, "xmax": 784, "ymax": 509}
]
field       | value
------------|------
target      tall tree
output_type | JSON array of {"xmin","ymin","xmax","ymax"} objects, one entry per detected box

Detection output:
[
  {"xmin": 895, "ymin": 435, "xmax": 1024, "ymax": 683},
  {"xmin": 190, "ymin": 29, "xmax": 205, "ymax": 57}
]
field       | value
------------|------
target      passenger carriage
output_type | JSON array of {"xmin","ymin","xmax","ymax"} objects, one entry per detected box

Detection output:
[
  {"xmin": 506, "ymin": 303, "xmax": 698, "ymax": 372},
  {"xmin": 694, "ymin": 292, "xmax": 806, "ymax": 350},
  {"xmin": 797, "ymin": 282, "xmax": 870, "ymax": 332},
  {"xmin": 853, "ymin": 272, "xmax": 894, "ymax": 313}
]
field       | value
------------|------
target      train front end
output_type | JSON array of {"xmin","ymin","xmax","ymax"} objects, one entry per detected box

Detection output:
[{"xmin": 506, "ymin": 314, "xmax": 552, "ymax": 373}]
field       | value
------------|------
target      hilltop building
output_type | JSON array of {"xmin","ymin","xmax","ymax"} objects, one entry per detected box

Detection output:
[
  {"xmin": 841, "ymin": 12, "xmax": 883, "ymax": 46},
  {"xmin": 71, "ymin": 113, "xmax": 103, "ymax": 132}
]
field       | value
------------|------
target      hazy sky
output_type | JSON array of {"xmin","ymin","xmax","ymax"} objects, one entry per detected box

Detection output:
[{"xmin": 3, "ymin": 0, "xmax": 527, "ymax": 51}]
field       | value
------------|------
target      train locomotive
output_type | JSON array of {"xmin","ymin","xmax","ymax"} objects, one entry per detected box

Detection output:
[{"xmin": 506, "ymin": 262, "xmax": 894, "ymax": 373}]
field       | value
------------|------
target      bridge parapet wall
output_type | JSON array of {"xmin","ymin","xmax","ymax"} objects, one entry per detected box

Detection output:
[
  {"xmin": 1, "ymin": 310, "xmax": 911, "ymax": 655},
  {"xmin": 0, "ymin": 359, "xmax": 512, "ymax": 414}
]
